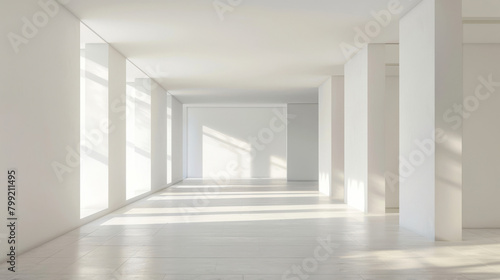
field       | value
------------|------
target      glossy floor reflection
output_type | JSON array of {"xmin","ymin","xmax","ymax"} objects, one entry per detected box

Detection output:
[{"xmin": 4, "ymin": 180, "xmax": 500, "ymax": 280}]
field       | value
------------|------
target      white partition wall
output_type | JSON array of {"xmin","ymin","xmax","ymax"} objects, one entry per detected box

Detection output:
[
  {"xmin": 332, "ymin": 77, "xmax": 345, "ymax": 200},
  {"xmin": 385, "ymin": 45, "xmax": 400, "ymax": 211},
  {"xmin": 186, "ymin": 106, "xmax": 287, "ymax": 179},
  {"xmin": 287, "ymin": 104, "xmax": 319, "ymax": 181},
  {"xmin": 344, "ymin": 44, "xmax": 386, "ymax": 213},
  {"xmin": 399, "ymin": 0, "xmax": 462, "ymax": 241},
  {"xmin": 319, "ymin": 80, "xmax": 333, "ymax": 195},
  {"xmin": 385, "ymin": 76, "xmax": 400, "ymax": 209},
  {"xmin": 463, "ymin": 44, "xmax": 500, "ymax": 228}
]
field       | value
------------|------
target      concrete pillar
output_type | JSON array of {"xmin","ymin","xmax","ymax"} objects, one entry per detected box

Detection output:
[
  {"xmin": 344, "ymin": 44, "xmax": 386, "ymax": 213},
  {"xmin": 399, "ymin": 0, "xmax": 462, "ymax": 241}
]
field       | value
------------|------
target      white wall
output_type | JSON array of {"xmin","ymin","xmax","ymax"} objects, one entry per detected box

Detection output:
[
  {"xmin": 366, "ymin": 45, "xmax": 386, "ymax": 214},
  {"xmin": 186, "ymin": 106, "xmax": 287, "ymax": 179},
  {"xmin": 287, "ymin": 104, "xmax": 318, "ymax": 181},
  {"xmin": 400, "ymin": 0, "xmax": 436, "ymax": 239},
  {"xmin": 399, "ymin": 0, "xmax": 462, "ymax": 241},
  {"xmin": 0, "ymin": 0, "xmax": 182, "ymax": 258},
  {"xmin": 463, "ymin": 44, "xmax": 500, "ymax": 228},
  {"xmin": 0, "ymin": 0, "xmax": 81, "ymax": 256},
  {"xmin": 344, "ymin": 44, "xmax": 386, "ymax": 213},
  {"xmin": 345, "ymin": 49, "xmax": 368, "ymax": 212},
  {"xmin": 331, "ymin": 78, "xmax": 345, "ymax": 201},
  {"xmin": 385, "ymin": 77, "xmax": 399, "ymax": 209}
]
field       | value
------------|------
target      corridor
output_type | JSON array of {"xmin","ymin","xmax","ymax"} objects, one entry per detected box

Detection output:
[{"xmin": 3, "ymin": 180, "xmax": 500, "ymax": 279}]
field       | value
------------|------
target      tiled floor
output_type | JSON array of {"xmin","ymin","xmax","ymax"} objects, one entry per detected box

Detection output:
[{"xmin": 3, "ymin": 180, "xmax": 500, "ymax": 280}]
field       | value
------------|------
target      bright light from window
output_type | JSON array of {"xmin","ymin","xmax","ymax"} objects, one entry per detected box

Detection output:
[
  {"xmin": 80, "ymin": 23, "xmax": 109, "ymax": 219},
  {"xmin": 126, "ymin": 61, "xmax": 152, "ymax": 200}
]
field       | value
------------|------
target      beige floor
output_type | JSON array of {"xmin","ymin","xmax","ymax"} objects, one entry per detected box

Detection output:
[{"xmin": 3, "ymin": 180, "xmax": 500, "ymax": 280}]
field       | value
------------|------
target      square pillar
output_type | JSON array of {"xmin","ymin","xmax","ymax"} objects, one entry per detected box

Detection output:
[
  {"xmin": 344, "ymin": 44, "xmax": 386, "ymax": 213},
  {"xmin": 319, "ymin": 77, "xmax": 344, "ymax": 200},
  {"xmin": 399, "ymin": 0, "xmax": 462, "ymax": 241}
]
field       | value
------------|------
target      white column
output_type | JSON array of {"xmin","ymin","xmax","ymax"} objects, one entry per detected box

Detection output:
[
  {"xmin": 385, "ymin": 75, "xmax": 400, "ymax": 209},
  {"xmin": 171, "ymin": 96, "xmax": 184, "ymax": 182},
  {"xmin": 318, "ymin": 77, "xmax": 344, "ymax": 199},
  {"xmin": 331, "ymin": 77, "xmax": 345, "ymax": 200},
  {"xmin": 151, "ymin": 83, "xmax": 167, "ymax": 191},
  {"xmin": 318, "ymin": 79, "xmax": 332, "ymax": 196},
  {"xmin": 345, "ymin": 44, "xmax": 386, "ymax": 213},
  {"xmin": 399, "ymin": 0, "xmax": 462, "ymax": 241},
  {"xmin": 108, "ymin": 47, "xmax": 126, "ymax": 209},
  {"xmin": 134, "ymin": 78, "xmax": 152, "ymax": 193}
]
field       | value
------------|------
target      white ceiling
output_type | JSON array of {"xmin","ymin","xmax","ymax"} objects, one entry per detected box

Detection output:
[{"xmin": 62, "ymin": 0, "xmax": 499, "ymax": 103}]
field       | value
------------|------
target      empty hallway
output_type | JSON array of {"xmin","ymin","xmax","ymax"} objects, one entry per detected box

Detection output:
[{"xmin": 3, "ymin": 180, "xmax": 500, "ymax": 279}]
